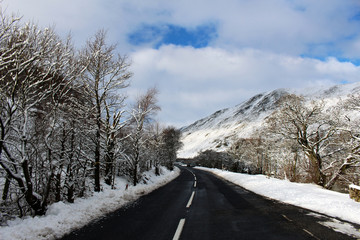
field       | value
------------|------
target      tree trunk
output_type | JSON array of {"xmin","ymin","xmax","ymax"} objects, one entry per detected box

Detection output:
[
  {"xmin": 56, "ymin": 127, "xmax": 67, "ymax": 202},
  {"xmin": 67, "ymin": 186, "xmax": 74, "ymax": 203},
  {"xmin": 133, "ymin": 164, "xmax": 138, "ymax": 186},
  {"xmin": 94, "ymin": 126, "xmax": 101, "ymax": 192},
  {"xmin": 66, "ymin": 128, "xmax": 75, "ymax": 203},
  {"xmin": 104, "ymin": 141, "xmax": 115, "ymax": 186},
  {"xmin": 307, "ymin": 151, "xmax": 326, "ymax": 186},
  {"xmin": 2, "ymin": 176, "xmax": 10, "ymax": 201},
  {"xmin": 155, "ymin": 165, "xmax": 160, "ymax": 176},
  {"xmin": 42, "ymin": 170, "xmax": 54, "ymax": 213},
  {"xmin": 22, "ymin": 160, "xmax": 47, "ymax": 215},
  {"xmin": 93, "ymin": 75, "xmax": 103, "ymax": 191},
  {"xmin": 55, "ymin": 171, "xmax": 62, "ymax": 202},
  {"xmin": 291, "ymin": 150, "xmax": 298, "ymax": 182},
  {"xmin": 105, "ymin": 160, "xmax": 112, "ymax": 186}
]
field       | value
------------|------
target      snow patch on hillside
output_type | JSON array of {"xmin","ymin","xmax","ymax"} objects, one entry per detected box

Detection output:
[
  {"xmin": 179, "ymin": 82, "xmax": 360, "ymax": 158},
  {"xmin": 178, "ymin": 89, "xmax": 287, "ymax": 158},
  {"xmin": 0, "ymin": 167, "xmax": 180, "ymax": 240}
]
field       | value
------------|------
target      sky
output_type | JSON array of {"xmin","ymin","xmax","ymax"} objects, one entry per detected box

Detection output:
[{"xmin": 2, "ymin": 0, "xmax": 360, "ymax": 127}]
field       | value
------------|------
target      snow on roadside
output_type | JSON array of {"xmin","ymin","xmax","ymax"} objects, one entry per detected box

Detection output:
[
  {"xmin": 197, "ymin": 167, "xmax": 360, "ymax": 225},
  {"xmin": 0, "ymin": 167, "xmax": 180, "ymax": 240}
]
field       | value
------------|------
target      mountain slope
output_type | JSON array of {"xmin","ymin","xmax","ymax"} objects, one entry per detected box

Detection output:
[{"xmin": 178, "ymin": 82, "xmax": 360, "ymax": 158}]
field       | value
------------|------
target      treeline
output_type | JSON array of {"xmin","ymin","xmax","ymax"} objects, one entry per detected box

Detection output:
[
  {"xmin": 193, "ymin": 94, "xmax": 360, "ymax": 192},
  {"xmin": 0, "ymin": 10, "xmax": 181, "ymax": 221}
]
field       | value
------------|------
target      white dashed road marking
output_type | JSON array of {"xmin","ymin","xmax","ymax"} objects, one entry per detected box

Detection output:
[
  {"xmin": 282, "ymin": 214, "xmax": 293, "ymax": 222},
  {"xmin": 173, "ymin": 168, "xmax": 197, "ymax": 239},
  {"xmin": 186, "ymin": 191, "xmax": 195, "ymax": 208},
  {"xmin": 173, "ymin": 218, "xmax": 186, "ymax": 240},
  {"xmin": 303, "ymin": 228, "xmax": 320, "ymax": 240}
]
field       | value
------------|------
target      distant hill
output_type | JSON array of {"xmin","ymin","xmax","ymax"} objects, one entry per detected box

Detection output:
[{"xmin": 178, "ymin": 82, "xmax": 360, "ymax": 158}]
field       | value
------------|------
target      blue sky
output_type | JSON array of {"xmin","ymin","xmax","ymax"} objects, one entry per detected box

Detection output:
[
  {"xmin": 128, "ymin": 23, "xmax": 218, "ymax": 49},
  {"xmin": 2, "ymin": 0, "xmax": 360, "ymax": 127}
]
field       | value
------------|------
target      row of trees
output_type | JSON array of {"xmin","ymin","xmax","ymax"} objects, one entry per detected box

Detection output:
[
  {"xmin": 0, "ymin": 10, "xmax": 181, "ymax": 222},
  {"xmin": 190, "ymin": 93, "xmax": 359, "ymax": 192},
  {"xmin": 225, "ymin": 94, "xmax": 360, "ymax": 191}
]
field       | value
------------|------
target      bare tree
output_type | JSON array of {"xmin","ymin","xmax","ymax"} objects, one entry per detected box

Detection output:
[
  {"xmin": 103, "ymin": 100, "xmax": 128, "ymax": 187},
  {"xmin": 327, "ymin": 94, "xmax": 360, "ymax": 187},
  {"xmin": 266, "ymin": 94, "xmax": 338, "ymax": 187},
  {"xmin": 80, "ymin": 29, "xmax": 131, "ymax": 192},
  {"xmin": 160, "ymin": 126, "xmax": 182, "ymax": 171},
  {"xmin": 142, "ymin": 122, "xmax": 163, "ymax": 175},
  {"xmin": 0, "ymin": 17, "xmax": 81, "ymax": 215},
  {"xmin": 126, "ymin": 87, "xmax": 160, "ymax": 186},
  {"xmin": 228, "ymin": 138, "xmax": 267, "ymax": 175}
]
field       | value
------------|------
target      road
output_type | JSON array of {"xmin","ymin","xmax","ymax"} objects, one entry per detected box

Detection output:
[{"xmin": 61, "ymin": 167, "xmax": 359, "ymax": 240}]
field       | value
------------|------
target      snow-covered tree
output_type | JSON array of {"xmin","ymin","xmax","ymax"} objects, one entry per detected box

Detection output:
[
  {"xmin": 0, "ymin": 9, "xmax": 173, "ymax": 222},
  {"xmin": 160, "ymin": 127, "xmax": 182, "ymax": 171},
  {"xmin": 227, "ymin": 138, "xmax": 263, "ymax": 174},
  {"xmin": 103, "ymin": 100, "xmax": 128, "ymax": 187},
  {"xmin": 265, "ymin": 94, "xmax": 348, "ymax": 188},
  {"xmin": 0, "ymin": 15, "xmax": 82, "ymax": 215},
  {"xmin": 142, "ymin": 122, "xmax": 163, "ymax": 175},
  {"xmin": 79, "ymin": 29, "xmax": 131, "ymax": 192},
  {"xmin": 125, "ymin": 87, "xmax": 160, "ymax": 186},
  {"xmin": 329, "ymin": 94, "xmax": 360, "ymax": 187},
  {"xmin": 194, "ymin": 150, "xmax": 234, "ymax": 170}
]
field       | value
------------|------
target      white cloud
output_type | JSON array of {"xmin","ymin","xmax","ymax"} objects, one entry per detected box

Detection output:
[
  {"xmin": 2, "ymin": 0, "xmax": 360, "ymax": 126},
  {"xmin": 131, "ymin": 45, "xmax": 360, "ymax": 126},
  {"xmin": 3, "ymin": 0, "xmax": 360, "ymax": 55},
  {"xmin": 1, "ymin": 0, "xmax": 132, "ymax": 47},
  {"xmin": 342, "ymin": 36, "xmax": 360, "ymax": 59}
]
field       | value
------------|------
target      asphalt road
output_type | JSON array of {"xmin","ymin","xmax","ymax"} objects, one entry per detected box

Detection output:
[{"xmin": 61, "ymin": 167, "xmax": 359, "ymax": 240}]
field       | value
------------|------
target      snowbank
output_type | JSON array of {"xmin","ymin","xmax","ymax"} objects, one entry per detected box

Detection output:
[
  {"xmin": 197, "ymin": 167, "xmax": 360, "ymax": 225},
  {"xmin": 0, "ymin": 167, "xmax": 180, "ymax": 240}
]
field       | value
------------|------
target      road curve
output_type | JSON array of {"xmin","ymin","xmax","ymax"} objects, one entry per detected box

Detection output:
[{"xmin": 61, "ymin": 166, "xmax": 358, "ymax": 240}]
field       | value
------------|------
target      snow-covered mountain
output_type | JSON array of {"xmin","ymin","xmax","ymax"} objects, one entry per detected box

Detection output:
[{"xmin": 178, "ymin": 82, "xmax": 360, "ymax": 158}]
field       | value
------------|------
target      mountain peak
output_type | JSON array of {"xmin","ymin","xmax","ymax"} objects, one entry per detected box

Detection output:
[{"xmin": 178, "ymin": 82, "xmax": 360, "ymax": 158}]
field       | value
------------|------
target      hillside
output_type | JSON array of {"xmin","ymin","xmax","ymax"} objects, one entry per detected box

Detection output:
[{"xmin": 178, "ymin": 82, "xmax": 360, "ymax": 158}]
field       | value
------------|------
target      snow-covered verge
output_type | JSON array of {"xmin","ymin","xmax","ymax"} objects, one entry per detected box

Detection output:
[
  {"xmin": 0, "ymin": 167, "xmax": 180, "ymax": 240},
  {"xmin": 197, "ymin": 167, "xmax": 360, "ymax": 225}
]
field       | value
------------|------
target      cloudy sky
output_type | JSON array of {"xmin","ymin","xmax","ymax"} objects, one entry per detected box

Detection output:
[{"xmin": 2, "ymin": 0, "xmax": 360, "ymax": 127}]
